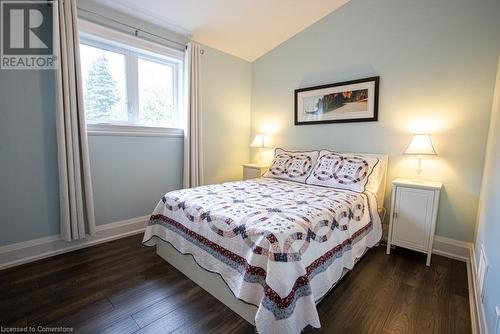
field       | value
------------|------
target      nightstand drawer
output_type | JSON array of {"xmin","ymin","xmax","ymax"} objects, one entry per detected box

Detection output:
[
  {"xmin": 243, "ymin": 167, "xmax": 263, "ymax": 180},
  {"xmin": 242, "ymin": 164, "xmax": 268, "ymax": 180},
  {"xmin": 392, "ymin": 187, "xmax": 435, "ymax": 251}
]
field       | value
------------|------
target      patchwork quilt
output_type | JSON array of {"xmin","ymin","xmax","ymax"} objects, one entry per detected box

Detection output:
[{"xmin": 143, "ymin": 177, "xmax": 382, "ymax": 333}]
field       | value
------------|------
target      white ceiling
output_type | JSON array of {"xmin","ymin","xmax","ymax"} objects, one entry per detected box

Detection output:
[{"xmin": 92, "ymin": 0, "xmax": 350, "ymax": 61}]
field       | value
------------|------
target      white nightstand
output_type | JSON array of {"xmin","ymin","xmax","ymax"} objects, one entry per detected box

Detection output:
[
  {"xmin": 386, "ymin": 178, "xmax": 442, "ymax": 266},
  {"xmin": 242, "ymin": 163, "xmax": 269, "ymax": 180}
]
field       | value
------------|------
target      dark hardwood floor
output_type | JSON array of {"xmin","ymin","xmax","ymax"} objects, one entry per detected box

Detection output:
[{"xmin": 0, "ymin": 234, "xmax": 471, "ymax": 334}]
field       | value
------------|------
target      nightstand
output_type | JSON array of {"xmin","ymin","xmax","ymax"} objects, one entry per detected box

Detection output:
[
  {"xmin": 386, "ymin": 178, "xmax": 442, "ymax": 266},
  {"xmin": 242, "ymin": 163, "xmax": 268, "ymax": 180}
]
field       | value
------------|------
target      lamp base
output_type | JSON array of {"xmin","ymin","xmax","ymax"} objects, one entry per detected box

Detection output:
[
  {"xmin": 415, "ymin": 155, "xmax": 423, "ymax": 180},
  {"xmin": 255, "ymin": 148, "xmax": 262, "ymax": 165}
]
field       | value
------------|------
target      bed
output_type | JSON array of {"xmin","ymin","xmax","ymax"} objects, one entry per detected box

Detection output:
[{"xmin": 143, "ymin": 150, "xmax": 388, "ymax": 333}]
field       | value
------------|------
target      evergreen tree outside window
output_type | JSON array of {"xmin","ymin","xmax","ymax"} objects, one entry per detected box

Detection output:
[
  {"xmin": 80, "ymin": 44, "xmax": 127, "ymax": 122},
  {"xmin": 84, "ymin": 54, "xmax": 121, "ymax": 121},
  {"xmin": 79, "ymin": 33, "xmax": 182, "ymax": 129}
]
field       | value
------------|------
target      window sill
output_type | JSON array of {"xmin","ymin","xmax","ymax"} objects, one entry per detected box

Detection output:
[{"xmin": 87, "ymin": 123, "xmax": 184, "ymax": 137}]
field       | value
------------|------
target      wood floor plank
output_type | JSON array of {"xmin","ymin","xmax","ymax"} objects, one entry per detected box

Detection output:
[
  {"xmin": 31, "ymin": 297, "xmax": 115, "ymax": 327},
  {"xmin": 367, "ymin": 276, "xmax": 401, "ymax": 309},
  {"xmin": 3, "ymin": 253, "xmax": 168, "ymax": 324},
  {"xmin": 381, "ymin": 283, "xmax": 420, "ymax": 334},
  {"xmin": 449, "ymin": 294, "xmax": 472, "ymax": 334},
  {"xmin": 134, "ymin": 289, "xmax": 218, "ymax": 334},
  {"xmin": 0, "ymin": 235, "xmax": 472, "ymax": 334},
  {"xmin": 414, "ymin": 292, "xmax": 450, "ymax": 334},
  {"xmin": 0, "ymin": 235, "xmax": 142, "ymax": 284},
  {"xmin": 207, "ymin": 312, "xmax": 255, "ymax": 334},
  {"xmin": 317, "ymin": 281, "xmax": 370, "ymax": 333},
  {"xmin": 169, "ymin": 294, "xmax": 228, "ymax": 334},
  {"xmin": 345, "ymin": 303, "xmax": 388, "ymax": 334},
  {"xmin": 450, "ymin": 260, "xmax": 469, "ymax": 297},
  {"xmin": 72, "ymin": 275, "xmax": 188, "ymax": 333},
  {"xmin": 95, "ymin": 315, "xmax": 140, "ymax": 334},
  {"xmin": 9, "ymin": 249, "xmax": 156, "ymax": 305},
  {"xmin": 35, "ymin": 245, "xmax": 154, "ymax": 288},
  {"xmin": 131, "ymin": 278, "xmax": 200, "ymax": 328}
]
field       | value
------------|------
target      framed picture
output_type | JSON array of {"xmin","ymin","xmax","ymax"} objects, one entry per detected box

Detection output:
[{"xmin": 294, "ymin": 76, "xmax": 379, "ymax": 125}]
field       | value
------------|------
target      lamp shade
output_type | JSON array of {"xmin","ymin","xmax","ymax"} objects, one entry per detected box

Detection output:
[
  {"xmin": 250, "ymin": 134, "xmax": 272, "ymax": 148},
  {"xmin": 404, "ymin": 134, "xmax": 437, "ymax": 155}
]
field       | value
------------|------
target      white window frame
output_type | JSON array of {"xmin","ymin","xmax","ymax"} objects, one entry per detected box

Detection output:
[{"xmin": 79, "ymin": 19, "xmax": 184, "ymax": 137}]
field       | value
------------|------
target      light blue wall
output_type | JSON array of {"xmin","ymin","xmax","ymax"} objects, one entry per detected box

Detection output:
[
  {"xmin": 88, "ymin": 135, "xmax": 183, "ymax": 225},
  {"xmin": 201, "ymin": 45, "xmax": 252, "ymax": 185},
  {"xmin": 251, "ymin": 0, "xmax": 500, "ymax": 242},
  {"xmin": 0, "ymin": 70, "xmax": 60, "ymax": 245},
  {"xmin": 475, "ymin": 56, "xmax": 500, "ymax": 333}
]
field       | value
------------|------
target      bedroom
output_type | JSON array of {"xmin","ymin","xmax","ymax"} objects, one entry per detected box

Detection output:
[{"xmin": 0, "ymin": 0, "xmax": 499, "ymax": 333}]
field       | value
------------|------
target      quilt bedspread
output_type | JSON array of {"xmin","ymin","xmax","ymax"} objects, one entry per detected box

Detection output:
[{"xmin": 143, "ymin": 177, "xmax": 382, "ymax": 333}]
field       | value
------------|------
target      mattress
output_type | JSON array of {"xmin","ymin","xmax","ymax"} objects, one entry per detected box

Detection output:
[{"xmin": 143, "ymin": 177, "xmax": 382, "ymax": 333}]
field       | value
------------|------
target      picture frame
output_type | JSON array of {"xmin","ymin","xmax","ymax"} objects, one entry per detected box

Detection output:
[{"xmin": 294, "ymin": 76, "xmax": 379, "ymax": 125}]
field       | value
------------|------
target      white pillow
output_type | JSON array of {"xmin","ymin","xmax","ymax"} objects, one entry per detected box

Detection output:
[
  {"xmin": 305, "ymin": 150, "xmax": 380, "ymax": 193},
  {"xmin": 364, "ymin": 155, "xmax": 386, "ymax": 194},
  {"xmin": 263, "ymin": 148, "xmax": 319, "ymax": 183}
]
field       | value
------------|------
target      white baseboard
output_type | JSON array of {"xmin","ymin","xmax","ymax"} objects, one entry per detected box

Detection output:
[
  {"xmin": 0, "ymin": 215, "xmax": 149, "ymax": 271},
  {"xmin": 433, "ymin": 236, "xmax": 472, "ymax": 262},
  {"xmin": 469, "ymin": 245, "xmax": 489, "ymax": 334}
]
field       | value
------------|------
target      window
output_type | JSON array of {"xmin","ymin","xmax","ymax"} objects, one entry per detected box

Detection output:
[
  {"xmin": 80, "ymin": 44, "xmax": 127, "ymax": 122},
  {"xmin": 138, "ymin": 58, "xmax": 175, "ymax": 127},
  {"xmin": 79, "ymin": 20, "xmax": 183, "ymax": 134}
]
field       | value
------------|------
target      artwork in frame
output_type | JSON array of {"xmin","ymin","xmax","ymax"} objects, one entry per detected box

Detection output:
[{"xmin": 294, "ymin": 76, "xmax": 379, "ymax": 125}]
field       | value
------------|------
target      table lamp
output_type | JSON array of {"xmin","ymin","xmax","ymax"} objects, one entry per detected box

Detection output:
[
  {"xmin": 250, "ymin": 134, "xmax": 272, "ymax": 164},
  {"xmin": 404, "ymin": 134, "xmax": 437, "ymax": 178}
]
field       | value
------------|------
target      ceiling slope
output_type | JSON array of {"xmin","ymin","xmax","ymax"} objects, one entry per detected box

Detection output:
[{"xmin": 90, "ymin": 0, "xmax": 350, "ymax": 61}]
